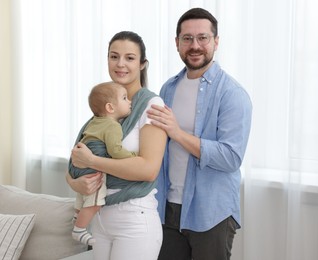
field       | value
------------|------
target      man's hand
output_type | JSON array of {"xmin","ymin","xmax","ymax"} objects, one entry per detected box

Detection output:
[
  {"xmin": 147, "ymin": 104, "xmax": 201, "ymax": 158},
  {"xmin": 147, "ymin": 104, "xmax": 181, "ymax": 141}
]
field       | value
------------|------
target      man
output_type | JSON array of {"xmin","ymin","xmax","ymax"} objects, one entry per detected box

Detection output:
[{"xmin": 147, "ymin": 7, "xmax": 252, "ymax": 260}]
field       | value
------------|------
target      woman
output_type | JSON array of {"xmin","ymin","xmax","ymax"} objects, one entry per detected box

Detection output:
[{"xmin": 66, "ymin": 31, "xmax": 167, "ymax": 260}]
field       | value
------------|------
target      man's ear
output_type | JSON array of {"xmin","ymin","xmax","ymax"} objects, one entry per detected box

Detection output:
[
  {"xmin": 214, "ymin": 35, "xmax": 219, "ymax": 51},
  {"xmin": 175, "ymin": 37, "xmax": 180, "ymax": 52},
  {"xmin": 105, "ymin": 102, "xmax": 115, "ymax": 114}
]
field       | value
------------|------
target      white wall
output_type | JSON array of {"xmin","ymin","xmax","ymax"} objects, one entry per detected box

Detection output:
[{"xmin": 0, "ymin": 0, "xmax": 12, "ymax": 184}]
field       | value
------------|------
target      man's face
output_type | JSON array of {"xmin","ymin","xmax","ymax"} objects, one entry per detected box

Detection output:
[{"xmin": 176, "ymin": 19, "xmax": 219, "ymax": 73}]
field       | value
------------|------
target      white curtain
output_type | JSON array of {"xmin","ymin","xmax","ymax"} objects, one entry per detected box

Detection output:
[{"xmin": 10, "ymin": 0, "xmax": 318, "ymax": 259}]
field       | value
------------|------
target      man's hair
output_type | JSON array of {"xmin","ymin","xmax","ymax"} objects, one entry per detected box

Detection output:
[
  {"xmin": 88, "ymin": 82, "xmax": 122, "ymax": 116},
  {"xmin": 176, "ymin": 8, "xmax": 218, "ymax": 37}
]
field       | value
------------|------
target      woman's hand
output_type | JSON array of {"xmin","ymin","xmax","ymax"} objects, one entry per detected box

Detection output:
[
  {"xmin": 66, "ymin": 172, "xmax": 103, "ymax": 196},
  {"xmin": 71, "ymin": 142, "xmax": 94, "ymax": 168}
]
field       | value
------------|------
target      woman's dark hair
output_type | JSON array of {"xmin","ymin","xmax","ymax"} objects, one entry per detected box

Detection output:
[
  {"xmin": 108, "ymin": 31, "xmax": 148, "ymax": 87},
  {"xmin": 176, "ymin": 8, "xmax": 218, "ymax": 37}
]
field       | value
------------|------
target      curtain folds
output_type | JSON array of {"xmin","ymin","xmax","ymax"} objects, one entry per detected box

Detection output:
[{"xmin": 11, "ymin": 0, "xmax": 318, "ymax": 259}]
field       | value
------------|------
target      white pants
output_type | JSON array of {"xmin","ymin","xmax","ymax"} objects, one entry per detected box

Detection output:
[{"xmin": 91, "ymin": 189, "xmax": 163, "ymax": 260}]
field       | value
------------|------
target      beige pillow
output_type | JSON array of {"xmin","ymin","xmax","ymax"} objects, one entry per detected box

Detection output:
[
  {"xmin": 0, "ymin": 185, "xmax": 87, "ymax": 260},
  {"xmin": 0, "ymin": 213, "xmax": 35, "ymax": 260}
]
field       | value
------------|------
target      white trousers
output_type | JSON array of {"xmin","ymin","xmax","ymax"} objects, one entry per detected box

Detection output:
[{"xmin": 91, "ymin": 189, "xmax": 163, "ymax": 260}]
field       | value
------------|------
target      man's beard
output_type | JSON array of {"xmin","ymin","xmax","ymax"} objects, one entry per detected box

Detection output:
[{"xmin": 182, "ymin": 50, "xmax": 212, "ymax": 70}]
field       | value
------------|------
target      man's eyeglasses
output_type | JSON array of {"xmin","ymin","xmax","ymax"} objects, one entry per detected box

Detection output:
[{"xmin": 178, "ymin": 34, "xmax": 214, "ymax": 46}]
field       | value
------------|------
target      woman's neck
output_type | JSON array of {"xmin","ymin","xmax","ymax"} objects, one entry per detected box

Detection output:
[{"xmin": 126, "ymin": 83, "xmax": 142, "ymax": 100}]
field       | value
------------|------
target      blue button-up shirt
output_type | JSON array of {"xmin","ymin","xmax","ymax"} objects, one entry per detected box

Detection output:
[{"xmin": 155, "ymin": 62, "xmax": 252, "ymax": 232}]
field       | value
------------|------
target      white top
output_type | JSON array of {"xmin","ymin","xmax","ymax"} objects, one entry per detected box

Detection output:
[{"xmin": 122, "ymin": 96, "xmax": 164, "ymax": 151}]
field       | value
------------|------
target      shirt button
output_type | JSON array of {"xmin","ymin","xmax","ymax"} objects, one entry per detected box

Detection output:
[
  {"xmin": 200, "ymin": 88, "xmax": 203, "ymax": 91},
  {"xmin": 197, "ymin": 110, "xmax": 201, "ymax": 113}
]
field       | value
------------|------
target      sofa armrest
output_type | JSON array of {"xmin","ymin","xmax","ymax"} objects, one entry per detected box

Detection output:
[{"xmin": 0, "ymin": 185, "xmax": 87, "ymax": 260}]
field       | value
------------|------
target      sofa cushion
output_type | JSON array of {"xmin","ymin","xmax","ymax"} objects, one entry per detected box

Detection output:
[
  {"xmin": 0, "ymin": 185, "xmax": 87, "ymax": 260},
  {"xmin": 0, "ymin": 213, "xmax": 35, "ymax": 260}
]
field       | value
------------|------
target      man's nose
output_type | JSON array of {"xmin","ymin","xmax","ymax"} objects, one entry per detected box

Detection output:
[{"xmin": 190, "ymin": 37, "xmax": 201, "ymax": 47}]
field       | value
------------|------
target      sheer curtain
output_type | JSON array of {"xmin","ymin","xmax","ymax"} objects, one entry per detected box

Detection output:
[
  {"xmin": 239, "ymin": 0, "xmax": 318, "ymax": 259},
  {"xmin": 11, "ymin": 0, "xmax": 318, "ymax": 259}
]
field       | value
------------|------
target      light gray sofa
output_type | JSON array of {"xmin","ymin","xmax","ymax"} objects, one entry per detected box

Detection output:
[{"xmin": 0, "ymin": 185, "xmax": 87, "ymax": 260}]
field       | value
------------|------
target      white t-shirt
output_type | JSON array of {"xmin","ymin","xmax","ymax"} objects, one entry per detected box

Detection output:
[{"xmin": 122, "ymin": 96, "xmax": 164, "ymax": 152}]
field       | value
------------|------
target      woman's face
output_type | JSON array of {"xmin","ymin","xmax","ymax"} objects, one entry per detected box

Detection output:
[{"xmin": 108, "ymin": 40, "xmax": 144, "ymax": 89}]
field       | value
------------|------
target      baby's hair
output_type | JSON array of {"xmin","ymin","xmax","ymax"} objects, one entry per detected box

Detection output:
[{"xmin": 89, "ymin": 82, "xmax": 123, "ymax": 116}]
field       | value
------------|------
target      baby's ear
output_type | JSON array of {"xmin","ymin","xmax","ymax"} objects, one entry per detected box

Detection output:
[{"xmin": 105, "ymin": 103, "xmax": 115, "ymax": 114}]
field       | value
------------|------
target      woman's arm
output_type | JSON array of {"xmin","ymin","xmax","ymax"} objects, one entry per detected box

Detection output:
[{"xmin": 71, "ymin": 124, "xmax": 167, "ymax": 182}]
